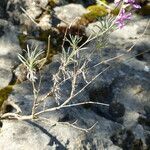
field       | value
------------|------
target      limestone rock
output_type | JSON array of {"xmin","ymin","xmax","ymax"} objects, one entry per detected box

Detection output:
[
  {"xmin": 0, "ymin": 120, "xmax": 60, "ymax": 150},
  {"xmin": 6, "ymin": 0, "xmax": 49, "ymax": 24},
  {"xmin": 54, "ymin": 4, "xmax": 88, "ymax": 27},
  {"xmin": 0, "ymin": 19, "xmax": 22, "ymax": 88},
  {"xmin": 0, "ymin": 68, "xmax": 12, "ymax": 89}
]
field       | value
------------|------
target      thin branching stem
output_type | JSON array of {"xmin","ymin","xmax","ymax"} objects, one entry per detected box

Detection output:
[{"xmin": 35, "ymin": 66, "xmax": 110, "ymax": 116}]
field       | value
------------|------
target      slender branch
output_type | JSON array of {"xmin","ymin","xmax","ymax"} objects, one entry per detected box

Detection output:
[
  {"xmin": 31, "ymin": 81, "xmax": 38, "ymax": 116},
  {"xmin": 1, "ymin": 113, "xmax": 33, "ymax": 120},
  {"xmin": 60, "ymin": 101, "xmax": 109, "ymax": 108},
  {"xmin": 38, "ymin": 117, "xmax": 97, "ymax": 133},
  {"xmin": 39, "ymin": 35, "xmax": 51, "ymax": 69},
  {"xmin": 61, "ymin": 121, "xmax": 98, "ymax": 133},
  {"xmin": 97, "ymin": 0, "xmax": 113, "ymax": 10}
]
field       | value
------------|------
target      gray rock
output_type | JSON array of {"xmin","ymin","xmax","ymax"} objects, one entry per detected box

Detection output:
[
  {"xmin": 0, "ymin": 68, "xmax": 12, "ymax": 89},
  {"xmin": 0, "ymin": 19, "xmax": 22, "ymax": 58},
  {"xmin": 0, "ymin": 19, "xmax": 22, "ymax": 88},
  {"xmin": 14, "ymin": 64, "xmax": 28, "ymax": 82},
  {"xmin": 54, "ymin": 0, "xmax": 96, "ymax": 7},
  {"xmin": 85, "ymin": 16, "xmax": 150, "ymax": 50},
  {"xmin": 0, "ymin": 0, "xmax": 8, "ymax": 18},
  {"xmin": 38, "ymin": 14, "xmax": 52, "ymax": 30},
  {"xmin": 110, "ymin": 128, "xmax": 145, "ymax": 149},
  {"xmin": 85, "ymin": 16, "xmax": 150, "ymax": 73},
  {"xmin": 54, "ymin": 4, "xmax": 88, "ymax": 27},
  {"xmin": 1, "ymin": 12, "xmax": 149, "ymax": 149},
  {"xmin": 113, "ymin": 75, "xmax": 150, "ymax": 113},
  {"xmin": 0, "ymin": 7, "xmax": 6, "ymax": 19},
  {"xmin": 0, "ymin": 35, "xmax": 21, "ymax": 69},
  {"xmin": 6, "ymin": 0, "xmax": 49, "ymax": 24},
  {"xmin": 108, "ymin": 145, "xmax": 122, "ymax": 150},
  {"xmin": 34, "ymin": 106, "xmax": 122, "ymax": 149},
  {"xmin": 7, "ymin": 56, "xmax": 124, "ymax": 149},
  {"xmin": 0, "ymin": 0, "xmax": 8, "ymax": 8},
  {"xmin": 133, "ymin": 125, "xmax": 145, "ymax": 142},
  {"xmin": 0, "ymin": 19, "xmax": 9, "ymax": 37},
  {"xmin": 0, "ymin": 120, "xmax": 60, "ymax": 150},
  {"xmin": 0, "ymin": 26, "xmax": 4, "ymax": 37},
  {"xmin": 78, "ymin": 16, "xmax": 150, "ymax": 148}
]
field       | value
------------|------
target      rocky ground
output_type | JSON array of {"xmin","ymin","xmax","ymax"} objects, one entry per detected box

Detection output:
[{"xmin": 0, "ymin": 0, "xmax": 150, "ymax": 150}]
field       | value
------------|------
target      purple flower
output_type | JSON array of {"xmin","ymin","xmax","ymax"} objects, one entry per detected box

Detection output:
[
  {"xmin": 132, "ymin": 4, "xmax": 141, "ymax": 9},
  {"xmin": 125, "ymin": 0, "xmax": 141, "ymax": 8},
  {"xmin": 114, "ymin": 0, "xmax": 141, "ymax": 9},
  {"xmin": 115, "ymin": 9, "xmax": 132, "ymax": 28},
  {"xmin": 124, "ymin": 0, "xmax": 135, "ymax": 3}
]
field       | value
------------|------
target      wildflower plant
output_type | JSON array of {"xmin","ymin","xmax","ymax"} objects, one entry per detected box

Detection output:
[
  {"xmin": 18, "ymin": 45, "xmax": 45, "ymax": 116},
  {"xmin": 1, "ymin": 0, "xmax": 145, "ymax": 132},
  {"xmin": 18, "ymin": 45, "xmax": 44, "ymax": 82}
]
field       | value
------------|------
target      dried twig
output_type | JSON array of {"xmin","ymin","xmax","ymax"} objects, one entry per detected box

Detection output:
[{"xmin": 61, "ymin": 121, "xmax": 98, "ymax": 133}]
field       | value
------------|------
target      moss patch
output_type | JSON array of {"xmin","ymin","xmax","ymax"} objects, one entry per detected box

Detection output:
[
  {"xmin": 111, "ymin": 8, "xmax": 120, "ymax": 16},
  {"xmin": 18, "ymin": 34, "xmax": 27, "ymax": 49},
  {"xmin": 48, "ymin": 0, "xmax": 59, "ymax": 7},
  {"xmin": 0, "ymin": 85, "xmax": 13, "ymax": 108},
  {"xmin": 82, "ymin": 5, "xmax": 108, "ymax": 22}
]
